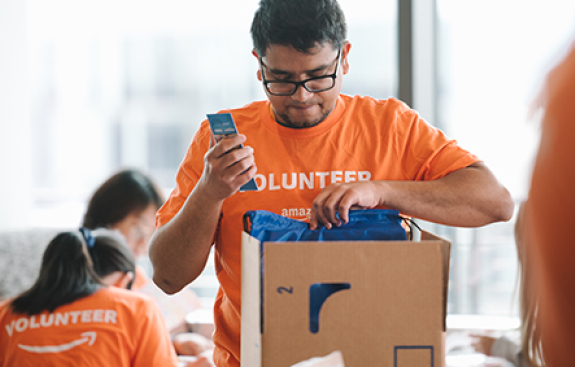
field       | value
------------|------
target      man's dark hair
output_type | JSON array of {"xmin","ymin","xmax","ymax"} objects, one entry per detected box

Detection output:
[{"xmin": 251, "ymin": 0, "xmax": 347, "ymax": 57}]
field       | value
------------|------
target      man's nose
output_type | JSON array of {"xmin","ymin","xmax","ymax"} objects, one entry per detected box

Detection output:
[{"xmin": 291, "ymin": 84, "xmax": 314, "ymax": 102}]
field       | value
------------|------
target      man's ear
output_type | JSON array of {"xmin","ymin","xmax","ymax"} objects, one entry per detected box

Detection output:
[
  {"xmin": 252, "ymin": 49, "xmax": 263, "ymax": 82},
  {"xmin": 117, "ymin": 271, "xmax": 134, "ymax": 290},
  {"xmin": 341, "ymin": 41, "xmax": 352, "ymax": 75}
]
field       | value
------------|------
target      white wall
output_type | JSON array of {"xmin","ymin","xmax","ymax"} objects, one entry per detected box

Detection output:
[{"xmin": 0, "ymin": 0, "xmax": 32, "ymax": 229}]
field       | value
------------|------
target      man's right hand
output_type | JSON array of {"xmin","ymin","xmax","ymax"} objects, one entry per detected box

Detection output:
[
  {"xmin": 149, "ymin": 134, "xmax": 256, "ymax": 294},
  {"xmin": 198, "ymin": 134, "xmax": 257, "ymax": 201}
]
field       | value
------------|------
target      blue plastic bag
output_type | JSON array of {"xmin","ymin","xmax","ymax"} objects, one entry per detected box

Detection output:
[{"xmin": 243, "ymin": 208, "xmax": 407, "ymax": 243}]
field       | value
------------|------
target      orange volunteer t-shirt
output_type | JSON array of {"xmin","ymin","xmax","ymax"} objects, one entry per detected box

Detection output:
[
  {"xmin": 0, "ymin": 287, "xmax": 180, "ymax": 367},
  {"xmin": 157, "ymin": 94, "xmax": 481, "ymax": 367}
]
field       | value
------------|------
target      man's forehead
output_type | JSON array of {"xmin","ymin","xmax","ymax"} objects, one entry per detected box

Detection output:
[
  {"xmin": 263, "ymin": 42, "xmax": 337, "ymax": 57},
  {"xmin": 262, "ymin": 44, "xmax": 338, "ymax": 71}
]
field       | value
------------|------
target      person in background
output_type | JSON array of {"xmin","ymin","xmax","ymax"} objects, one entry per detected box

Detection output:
[
  {"xmin": 82, "ymin": 168, "xmax": 214, "ymax": 362},
  {"xmin": 471, "ymin": 202, "xmax": 542, "ymax": 367},
  {"xmin": 148, "ymin": 0, "xmax": 514, "ymax": 365},
  {"xmin": 0, "ymin": 228, "xmax": 181, "ymax": 367},
  {"xmin": 83, "ymin": 168, "xmax": 164, "ymax": 290},
  {"xmin": 524, "ymin": 41, "xmax": 575, "ymax": 366}
]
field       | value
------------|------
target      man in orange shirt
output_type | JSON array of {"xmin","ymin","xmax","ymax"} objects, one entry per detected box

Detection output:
[{"xmin": 148, "ymin": 0, "xmax": 514, "ymax": 366}]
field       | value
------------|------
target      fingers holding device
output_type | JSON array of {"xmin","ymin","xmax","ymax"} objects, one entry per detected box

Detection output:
[{"xmin": 207, "ymin": 113, "xmax": 259, "ymax": 192}]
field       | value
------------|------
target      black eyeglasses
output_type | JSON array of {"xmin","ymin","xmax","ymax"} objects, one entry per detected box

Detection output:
[{"xmin": 260, "ymin": 50, "xmax": 341, "ymax": 96}]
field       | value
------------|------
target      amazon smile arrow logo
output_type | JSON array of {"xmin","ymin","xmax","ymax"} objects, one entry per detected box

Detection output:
[{"xmin": 18, "ymin": 331, "xmax": 97, "ymax": 353}]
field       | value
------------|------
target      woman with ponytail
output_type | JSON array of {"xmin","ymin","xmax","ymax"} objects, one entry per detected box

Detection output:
[{"xmin": 0, "ymin": 228, "xmax": 182, "ymax": 367}]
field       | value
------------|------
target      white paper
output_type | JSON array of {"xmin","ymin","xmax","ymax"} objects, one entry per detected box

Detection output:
[{"xmin": 290, "ymin": 350, "xmax": 345, "ymax": 367}]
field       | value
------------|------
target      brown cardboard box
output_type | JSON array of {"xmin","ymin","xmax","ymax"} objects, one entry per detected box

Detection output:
[{"xmin": 241, "ymin": 230, "xmax": 450, "ymax": 367}]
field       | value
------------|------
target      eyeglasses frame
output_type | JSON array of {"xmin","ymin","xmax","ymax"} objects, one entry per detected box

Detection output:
[{"xmin": 259, "ymin": 49, "xmax": 342, "ymax": 96}]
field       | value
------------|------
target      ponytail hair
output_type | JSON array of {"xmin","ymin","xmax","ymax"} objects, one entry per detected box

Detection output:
[
  {"xmin": 88, "ymin": 229, "xmax": 136, "ymax": 288},
  {"xmin": 10, "ymin": 231, "xmax": 101, "ymax": 315}
]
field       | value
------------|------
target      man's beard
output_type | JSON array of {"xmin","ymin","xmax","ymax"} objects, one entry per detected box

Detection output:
[{"xmin": 275, "ymin": 107, "xmax": 331, "ymax": 129}]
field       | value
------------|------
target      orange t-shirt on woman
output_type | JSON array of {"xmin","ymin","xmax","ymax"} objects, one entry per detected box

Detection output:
[{"xmin": 0, "ymin": 287, "xmax": 180, "ymax": 367}]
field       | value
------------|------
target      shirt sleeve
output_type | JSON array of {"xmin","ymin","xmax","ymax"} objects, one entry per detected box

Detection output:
[{"xmin": 395, "ymin": 104, "xmax": 481, "ymax": 180}]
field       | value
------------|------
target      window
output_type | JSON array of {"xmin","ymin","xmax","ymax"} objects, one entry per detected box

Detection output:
[
  {"xmin": 27, "ymin": 0, "xmax": 265, "ymax": 224},
  {"xmin": 435, "ymin": 0, "xmax": 575, "ymax": 316}
]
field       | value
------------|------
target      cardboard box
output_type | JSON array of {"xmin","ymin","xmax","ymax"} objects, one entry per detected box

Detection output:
[{"xmin": 241, "ymin": 230, "xmax": 450, "ymax": 367}]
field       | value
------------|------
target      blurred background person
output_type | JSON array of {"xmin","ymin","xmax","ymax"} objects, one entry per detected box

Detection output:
[
  {"xmin": 525, "ymin": 41, "xmax": 575, "ymax": 366},
  {"xmin": 82, "ymin": 168, "xmax": 164, "ymax": 289}
]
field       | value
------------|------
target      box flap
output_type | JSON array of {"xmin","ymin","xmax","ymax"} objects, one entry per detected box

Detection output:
[
  {"xmin": 241, "ymin": 231, "xmax": 262, "ymax": 366},
  {"xmin": 421, "ymin": 230, "xmax": 451, "ymax": 331}
]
